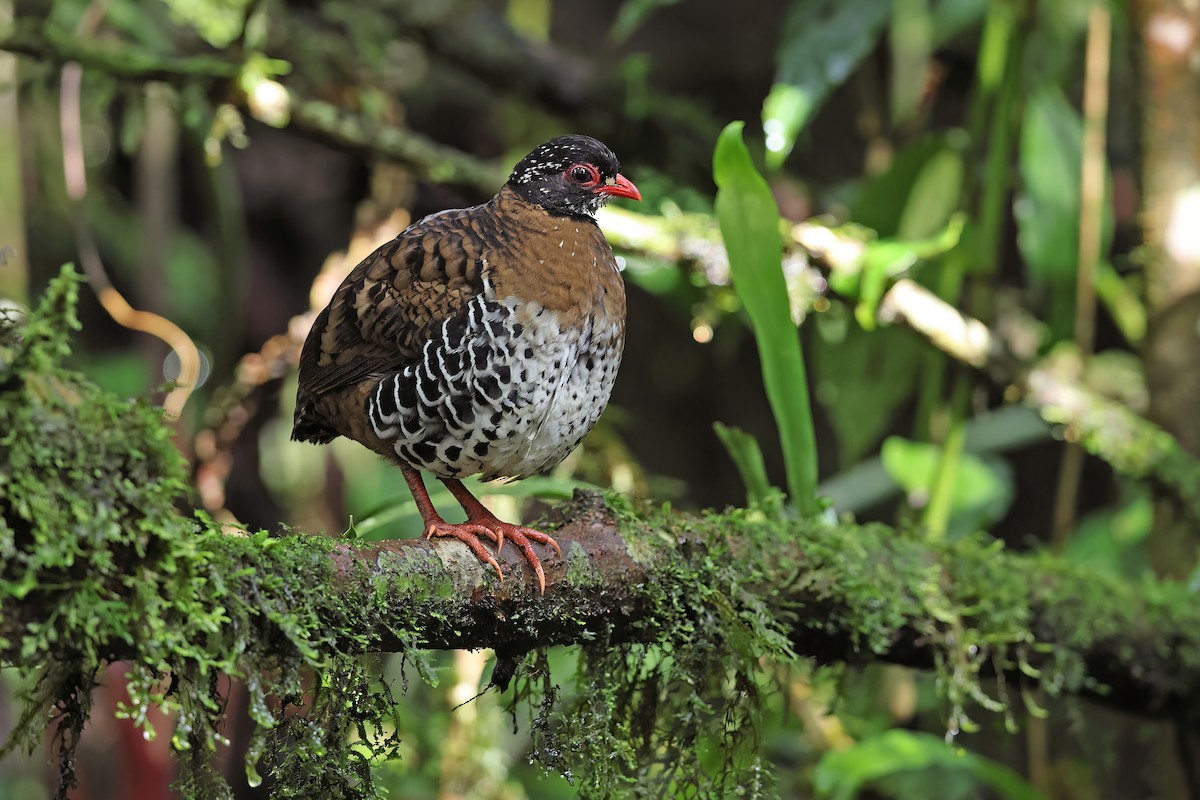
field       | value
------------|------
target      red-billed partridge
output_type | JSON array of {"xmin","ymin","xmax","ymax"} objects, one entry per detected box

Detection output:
[{"xmin": 292, "ymin": 135, "xmax": 640, "ymax": 592}]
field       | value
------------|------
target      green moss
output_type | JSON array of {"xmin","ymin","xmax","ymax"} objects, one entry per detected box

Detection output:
[
  {"xmin": 0, "ymin": 269, "xmax": 406, "ymax": 798},
  {"xmin": 5, "ymin": 269, "xmax": 1200, "ymax": 800},
  {"xmin": 564, "ymin": 541, "xmax": 601, "ymax": 588}
]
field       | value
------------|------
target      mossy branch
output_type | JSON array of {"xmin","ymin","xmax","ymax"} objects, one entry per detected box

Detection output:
[
  {"xmin": 6, "ymin": 489, "xmax": 1200, "ymax": 722},
  {"xmin": 0, "ymin": 23, "xmax": 505, "ymax": 191},
  {"xmin": 0, "ymin": 20, "xmax": 241, "ymax": 80},
  {"xmin": 6, "ymin": 270, "xmax": 1200, "ymax": 798},
  {"xmin": 287, "ymin": 97, "xmax": 507, "ymax": 190}
]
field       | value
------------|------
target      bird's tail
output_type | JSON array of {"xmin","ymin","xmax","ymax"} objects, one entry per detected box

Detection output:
[{"xmin": 291, "ymin": 392, "xmax": 340, "ymax": 444}]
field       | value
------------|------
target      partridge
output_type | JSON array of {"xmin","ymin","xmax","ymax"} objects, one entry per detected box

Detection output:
[{"xmin": 293, "ymin": 135, "xmax": 640, "ymax": 592}]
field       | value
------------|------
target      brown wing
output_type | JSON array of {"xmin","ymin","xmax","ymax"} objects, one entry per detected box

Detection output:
[{"xmin": 297, "ymin": 204, "xmax": 493, "ymax": 402}]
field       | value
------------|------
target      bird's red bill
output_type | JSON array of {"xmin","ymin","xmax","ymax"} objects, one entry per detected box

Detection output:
[{"xmin": 597, "ymin": 173, "xmax": 641, "ymax": 201}]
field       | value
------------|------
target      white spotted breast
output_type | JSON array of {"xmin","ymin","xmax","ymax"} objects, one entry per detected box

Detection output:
[{"xmin": 365, "ymin": 284, "xmax": 624, "ymax": 481}]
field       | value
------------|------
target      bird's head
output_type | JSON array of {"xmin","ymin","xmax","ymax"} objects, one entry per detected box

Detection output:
[{"xmin": 507, "ymin": 134, "xmax": 641, "ymax": 220}]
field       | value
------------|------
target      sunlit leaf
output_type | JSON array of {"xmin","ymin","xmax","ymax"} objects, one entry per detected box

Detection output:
[
  {"xmin": 762, "ymin": 0, "xmax": 892, "ymax": 168},
  {"xmin": 881, "ymin": 436, "xmax": 1013, "ymax": 539},
  {"xmin": 714, "ymin": 122, "xmax": 819, "ymax": 515},
  {"xmin": 815, "ymin": 730, "xmax": 1047, "ymax": 800},
  {"xmin": 160, "ymin": 0, "xmax": 255, "ymax": 48}
]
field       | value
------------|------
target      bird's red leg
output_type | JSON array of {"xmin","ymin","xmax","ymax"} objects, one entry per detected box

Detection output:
[
  {"xmin": 400, "ymin": 465, "xmax": 504, "ymax": 581},
  {"xmin": 441, "ymin": 479, "xmax": 562, "ymax": 594}
]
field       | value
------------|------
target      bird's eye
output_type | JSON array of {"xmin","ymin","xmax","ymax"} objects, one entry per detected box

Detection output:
[{"xmin": 567, "ymin": 164, "xmax": 599, "ymax": 185}]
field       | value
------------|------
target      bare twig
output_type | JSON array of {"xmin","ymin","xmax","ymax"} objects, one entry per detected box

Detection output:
[
  {"xmin": 287, "ymin": 96, "xmax": 507, "ymax": 190},
  {"xmin": 1050, "ymin": 4, "xmax": 1113, "ymax": 554}
]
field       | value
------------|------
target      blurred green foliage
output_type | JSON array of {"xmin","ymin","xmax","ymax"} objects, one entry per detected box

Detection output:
[{"xmin": 2, "ymin": 0, "xmax": 1194, "ymax": 796}]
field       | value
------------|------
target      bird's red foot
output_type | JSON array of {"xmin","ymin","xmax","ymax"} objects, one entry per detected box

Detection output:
[
  {"xmin": 422, "ymin": 518, "xmax": 561, "ymax": 593},
  {"xmin": 423, "ymin": 520, "xmax": 505, "ymax": 581},
  {"xmin": 481, "ymin": 521, "xmax": 561, "ymax": 594},
  {"xmin": 439, "ymin": 478, "xmax": 561, "ymax": 593}
]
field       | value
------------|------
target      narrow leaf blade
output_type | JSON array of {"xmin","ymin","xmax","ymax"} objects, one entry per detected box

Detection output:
[{"xmin": 714, "ymin": 122, "xmax": 819, "ymax": 515}]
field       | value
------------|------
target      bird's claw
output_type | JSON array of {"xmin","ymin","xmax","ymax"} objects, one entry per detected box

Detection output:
[
  {"xmin": 422, "ymin": 519, "xmax": 560, "ymax": 594},
  {"xmin": 423, "ymin": 521, "xmax": 504, "ymax": 581},
  {"xmin": 485, "ymin": 524, "xmax": 560, "ymax": 594}
]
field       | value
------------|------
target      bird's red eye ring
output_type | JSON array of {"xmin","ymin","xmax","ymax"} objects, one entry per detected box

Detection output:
[{"xmin": 567, "ymin": 164, "xmax": 600, "ymax": 185}]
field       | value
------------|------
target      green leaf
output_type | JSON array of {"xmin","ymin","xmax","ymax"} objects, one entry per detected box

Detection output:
[
  {"xmin": 855, "ymin": 214, "xmax": 964, "ymax": 329},
  {"xmin": 881, "ymin": 436, "xmax": 1013, "ymax": 539},
  {"xmin": 714, "ymin": 122, "xmax": 819, "ymax": 516},
  {"xmin": 611, "ymin": 0, "xmax": 682, "ymax": 41},
  {"xmin": 1015, "ymin": 87, "xmax": 1113, "ymax": 342},
  {"xmin": 897, "ymin": 147, "xmax": 965, "ymax": 240},
  {"xmin": 1064, "ymin": 491, "xmax": 1152, "ymax": 578},
  {"xmin": 160, "ymin": 0, "xmax": 256, "ymax": 48},
  {"xmin": 713, "ymin": 422, "xmax": 783, "ymax": 518},
  {"xmin": 1020, "ymin": 0, "xmax": 1093, "ymax": 91},
  {"xmin": 815, "ymin": 730, "xmax": 1046, "ymax": 800},
  {"xmin": 762, "ymin": 0, "xmax": 892, "ymax": 168},
  {"xmin": 851, "ymin": 132, "xmax": 967, "ymax": 237},
  {"xmin": 889, "ymin": 0, "xmax": 932, "ymax": 127},
  {"xmin": 1095, "ymin": 261, "xmax": 1147, "ymax": 345},
  {"xmin": 813, "ymin": 318, "xmax": 925, "ymax": 464}
]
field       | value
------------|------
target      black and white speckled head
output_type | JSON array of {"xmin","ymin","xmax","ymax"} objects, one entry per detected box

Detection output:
[{"xmin": 507, "ymin": 135, "xmax": 641, "ymax": 220}]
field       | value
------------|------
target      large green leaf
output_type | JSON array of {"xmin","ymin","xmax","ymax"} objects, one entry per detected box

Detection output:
[
  {"xmin": 1015, "ymin": 87, "xmax": 1113, "ymax": 342},
  {"xmin": 1064, "ymin": 490, "xmax": 1152, "ymax": 578},
  {"xmin": 714, "ymin": 122, "xmax": 819, "ymax": 515},
  {"xmin": 762, "ymin": 0, "xmax": 892, "ymax": 168},
  {"xmin": 812, "ymin": 318, "xmax": 925, "ymax": 465},
  {"xmin": 815, "ymin": 730, "xmax": 1046, "ymax": 800}
]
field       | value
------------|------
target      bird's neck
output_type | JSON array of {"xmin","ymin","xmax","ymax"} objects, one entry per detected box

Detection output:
[{"xmin": 483, "ymin": 188, "xmax": 625, "ymax": 331}]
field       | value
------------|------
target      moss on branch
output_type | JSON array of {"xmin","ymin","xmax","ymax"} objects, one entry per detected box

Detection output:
[{"xmin": 5, "ymin": 270, "xmax": 1200, "ymax": 798}]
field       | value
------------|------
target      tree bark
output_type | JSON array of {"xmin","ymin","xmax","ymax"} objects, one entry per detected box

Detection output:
[{"xmin": 1133, "ymin": 0, "xmax": 1200, "ymax": 580}]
